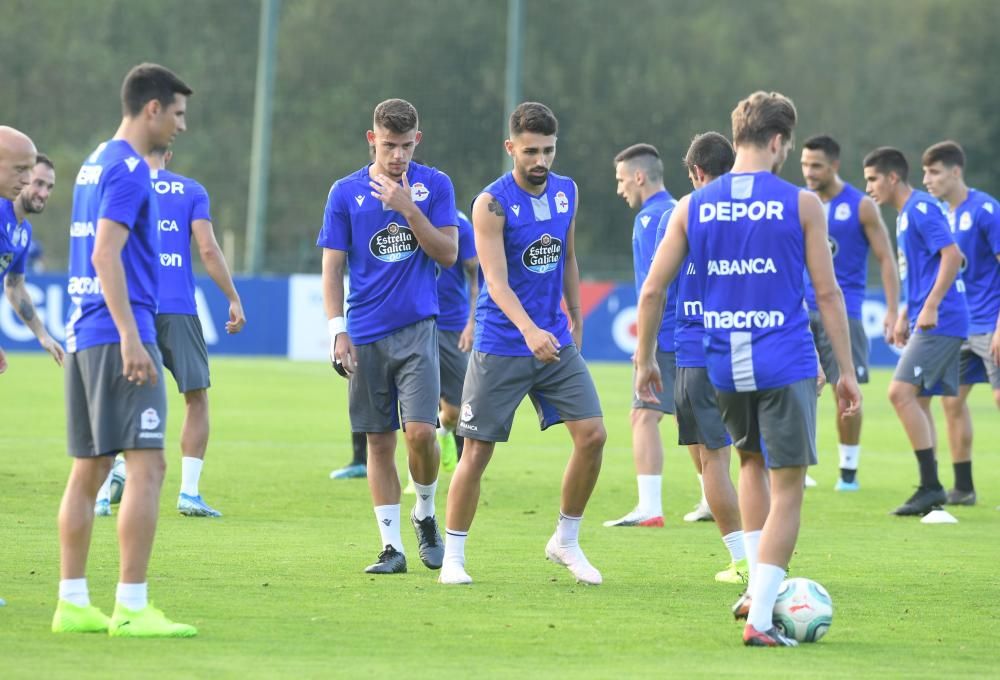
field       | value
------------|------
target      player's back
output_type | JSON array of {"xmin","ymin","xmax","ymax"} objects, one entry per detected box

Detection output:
[
  {"xmin": 437, "ymin": 210, "xmax": 475, "ymax": 332},
  {"xmin": 686, "ymin": 171, "xmax": 815, "ymax": 391},
  {"xmin": 948, "ymin": 189, "xmax": 1000, "ymax": 334},
  {"xmin": 804, "ymin": 182, "xmax": 868, "ymax": 318}
]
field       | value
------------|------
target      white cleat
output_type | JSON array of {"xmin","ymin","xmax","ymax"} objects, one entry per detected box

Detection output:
[
  {"xmin": 804, "ymin": 474, "xmax": 818, "ymax": 488},
  {"xmin": 545, "ymin": 535, "xmax": 602, "ymax": 585},
  {"xmin": 603, "ymin": 508, "xmax": 664, "ymax": 527},
  {"xmin": 683, "ymin": 499, "xmax": 714, "ymax": 522},
  {"xmin": 438, "ymin": 561, "xmax": 473, "ymax": 585}
]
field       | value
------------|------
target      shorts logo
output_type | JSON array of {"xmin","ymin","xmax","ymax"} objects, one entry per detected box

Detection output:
[
  {"xmin": 834, "ymin": 203, "xmax": 852, "ymax": 221},
  {"xmin": 369, "ymin": 222, "xmax": 417, "ymax": 262},
  {"xmin": 828, "ymin": 236, "xmax": 839, "ymax": 258},
  {"xmin": 461, "ymin": 403, "xmax": 474, "ymax": 422},
  {"xmin": 555, "ymin": 191, "xmax": 569, "ymax": 214},
  {"xmin": 522, "ymin": 233, "xmax": 562, "ymax": 274},
  {"xmin": 140, "ymin": 408, "xmax": 161, "ymax": 430},
  {"xmin": 959, "ymin": 212, "xmax": 972, "ymax": 231},
  {"xmin": 411, "ymin": 182, "xmax": 430, "ymax": 202},
  {"xmin": 913, "ymin": 366, "xmax": 922, "ymax": 377}
]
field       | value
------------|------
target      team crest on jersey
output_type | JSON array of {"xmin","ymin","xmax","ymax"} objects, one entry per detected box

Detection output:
[
  {"xmin": 369, "ymin": 222, "xmax": 417, "ymax": 263},
  {"xmin": 510, "ymin": 204, "xmax": 521, "ymax": 217},
  {"xmin": 959, "ymin": 212, "xmax": 972, "ymax": 231},
  {"xmin": 834, "ymin": 203, "xmax": 851, "ymax": 221},
  {"xmin": 828, "ymin": 236, "xmax": 840, "ymax": 257},
  {"xmin": 411, "ymin": 182, "xmax": 430, "ymax": 202},
  {"xmin": 11, "ymin": 225, "xmax": 27, "ymax": 248},
  {"xmin": 897, "ymin": 248, "xmax": 908, "ymax": 281},
  {"xmin": 640, "ymin": 215, "xmax": 651, "ymax": 228},
  {"xmin": 522, "ymin": 233, "xmax": 562, "ymax": 274},
  {"xmin": 555, "ymin": 191, "xmax": 570, "ymax": 214},
  {"xmin": 898, "ymin": 213, "xmax": 909, "ymax": 233}
]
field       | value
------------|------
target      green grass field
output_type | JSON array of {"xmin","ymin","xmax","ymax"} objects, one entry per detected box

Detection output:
[{"xmin": 1, "ymin": 353, "xmax": 997, "ymax": 679}]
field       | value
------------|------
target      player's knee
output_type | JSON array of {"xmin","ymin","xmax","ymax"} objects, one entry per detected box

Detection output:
[
  {"xmin": 404, "ymin": 422, "xmax": 436, "ymax": 450},
  {"xmin": 887, "ymin": 381, "xmax": 915, "ymax": 408},
  {"xmin": 579, "ymin": 421, "xmax": 607, "ymax": 453},
  {"xmin": 184, "ymin": 388, "xmax": 209, "ymax": 412}
]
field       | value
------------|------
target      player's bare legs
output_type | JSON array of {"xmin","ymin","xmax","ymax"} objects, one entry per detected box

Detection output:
[
  {"xmin": 59, "ymin": 456, "xmax": 115, "ymax": 579},
  {"xmin": 118, "ymin": 450, "xmax": 167, "ymax": 583}
]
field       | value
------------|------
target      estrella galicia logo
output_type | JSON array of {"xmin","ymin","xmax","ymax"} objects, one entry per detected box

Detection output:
[
  {"xmin": 828, "ymin": 235, "xmax": 839, "ymax": 257},
  {"xmin": 369, "ymin": 222, "xmax": 417, "ymax": 263},
  {"xmin": 522, "ymin": 233, "xmax": 562, "ymax": 274}
]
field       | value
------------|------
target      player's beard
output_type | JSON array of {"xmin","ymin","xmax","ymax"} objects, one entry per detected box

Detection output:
[
  {"xmin": 526, "ymin": 167, "xmax": 549, "ymax": 186},
  {"xmin": 19, "ymin": 193, "xmax": 44, "ymax": 215}
]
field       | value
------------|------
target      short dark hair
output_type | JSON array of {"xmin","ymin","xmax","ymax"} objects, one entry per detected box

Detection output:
[
  {"xmin": 510, "ymin": 102, "xmax": 558, "ymax": 137},
  {"xmin": 731, "ymin": 91, "xmax": 797, "ymax": 148},
  {"xmin": 863, "ymin": 146, "xmax": 909, "ymax": 182},
  {"xmin": 614, "ymin": 143, "xmax": 663, "ymax": 183},
  {"xmin": 684, "ymin": 132, "xmax": 735, "ymax": 178},
  {"xmin": 373, "ymin": 99, "xmax": 419, "ymax": 134},
  {"xmin": 802, "ymin": 135, "xmax": 840, "ymax": 161},
  {"xmin": 121, "ymin": 63, "xmax": 192, "ymax": 117},
  {"xmin": 922, "ymin": 140, "xmax": 965, "ymax": 169},
  {"xmin": 34, "ymin": 153, "xmax": 54, "ymax": 171}
]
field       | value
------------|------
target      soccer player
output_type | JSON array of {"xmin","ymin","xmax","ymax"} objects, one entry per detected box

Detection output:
[
  {"xmin": 864, "ymin": 147, "xmax": 969, "ymax": 516},
  {"xmin": 3, "ymin": 151, "xmax": 65, "ymax": 369},
  {"xmin": 319, "ymin": 99, "xmax": 458, "ymax": 574},
  {"xmin": 636, "ymin": 91, "xmax": 861, "ymax": 646},
  {"xmin": 52, "ymin": 63, "xmax": 197, "ymax": 637},
  {"xmin": 441, "ymin": 102, "xmax": 607, "ymax": 586},
  {"xmin": 147, "ymin": 147, "xmax": 246, "ymax": 516},
  {"xmin": 603, "ymin": 144, "xmax": 680, "ymax": 528},
  {"xmin": 435, "ymin": 208, "xmax": 478, "ymax": 471},
  {"xmin": 921, "ymin": 141, "xmax": 1000, "ymax": 505},
  {"xmin": 666, "ymin": 131, "xmax": 749, "ymax": 584},
  {"xmin": 800, "ymin": 135, "xmax": 899, "ymax": 491}
]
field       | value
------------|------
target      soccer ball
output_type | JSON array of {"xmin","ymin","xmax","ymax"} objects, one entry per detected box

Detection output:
[
  {"xmin": 109, "ymin": 456, "xmax": 126, "ymax": 505},
  {"xmin": 772, "ymin": 577, "xmax": 833, "ymax": 643}
]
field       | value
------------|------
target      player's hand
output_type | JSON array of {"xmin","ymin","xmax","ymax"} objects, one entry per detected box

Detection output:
[
  {"xmin": 568, "ymin": 311, "xmax": 583, "ymax": 351},
  {"xmin": 39, "ymin": 334, "xmax": 65, "ymax": 366},
  {"xmin": 991, "ymin": 329, "xmax": 1000, "ymax": 367},
  {"xmin": 524, "ymin": 326, "xmax": 561, "ymax": 363},
  {"xmin": 915, "ymin": 303, "xmax": 938, "ymax": 332},
  {"xmin": 893, "ymin": 314, "xmax": 910, "ymax": 348},
  {"xmin": 226, "ymin": 299, "xmax": 247, "ymax": 334},
  {"xmin": 458, "ymin": 321, "xmax": 474, "ymax": 353},
  {"xmin": 121, "ymin": 335, "xmax": 157, "ymax": 386},
  {"xmin": 0, "ymin": 346, "xmax": 7, "ymax": 375},
  {"xmin": 816, "ymin": 363, "xmax": 827, "ymax": 396},
  {"xmin": 633, "ymin": 355, "xmax": 663, "ymax": 404},
  {"xmin": 835, "ymin": 374, "xmax": 862, "ymax": 419},
  {"xmin": 331, "ymin": 332, "xmax": 357, "ymax": 378},
  {"xmin": 370, "ymin": 171, "xmax": 417, "ymax": 214},
  {"xmin": 882, "ymin": 309, "xmax": 898, "ymax": 346}
]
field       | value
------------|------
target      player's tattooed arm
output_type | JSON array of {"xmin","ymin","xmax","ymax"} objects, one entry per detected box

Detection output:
[
  {"xmin": 4, "ymin": 273, "xmax": 35, "ymax": 321},
  {"xmin": 487, "ymin": 197, "xmax": 505, "ymax": 217}
]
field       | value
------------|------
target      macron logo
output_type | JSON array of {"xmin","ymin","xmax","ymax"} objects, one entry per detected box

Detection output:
[
  {"xmin": 355, "ymin": 195, "xmax": 365, "ymax": 207},
  {"xmin": 640, "ymin": 215, "xmax": 651, "ymax": 228},
  {"xmin": 917, "ymin": 202, "xmax": 928, "ymax": 214},
  {"xmin": 511, "ymin": 204, "xmax": 521, "ymax": 217},
  {"xmin": 124, "ymin": 157, "xmax": 140, "ymax": 173}
]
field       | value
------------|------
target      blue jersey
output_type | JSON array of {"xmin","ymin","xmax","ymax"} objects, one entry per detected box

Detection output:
[
  {"xmin": 0, "ymin": 198, "xmax": 31, "ymax": 279},
  {"xmin": 152, "ymin": 168, "xmax": 212, "ymax": 316},
  {"xmin": 803, "ymin": 183, "xmax": 868, "ymax": 319},
  {"xmin": 317, "ymin": 162, "xmax": 458, "ymax": 345},
  {"xmin": 687, "ymin": 172, "xmax": 816, "ymax": 392},
  {"xmin": 658, "ymin": 203, "xmax": 705, "ymax": 367},
  {"xmin": 896, "ymin": 190, "xmax": 969, "ymax": 338},
  {"xmin": 66, "ymin": 140, "xmax": 159, "ymax": 353},
  {"xmin": 637, "ymin": 192, "xmax": 678, "ymax": 352},
  {"xmin": 437, "ymin": 210, "xmax": 476, "ymax": 332},
  {"xmin": 473, "ymin": 171, "xmax": 576, "ymax": 356},
  {"xmin": 946, "ymin": 189, "xmax": 1000, "ymax": 335}
]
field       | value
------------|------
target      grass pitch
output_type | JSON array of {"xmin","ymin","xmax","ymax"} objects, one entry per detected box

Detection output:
[{"xmin": 1, "ymin": 354, "xmax": 997, "ymax": 678}]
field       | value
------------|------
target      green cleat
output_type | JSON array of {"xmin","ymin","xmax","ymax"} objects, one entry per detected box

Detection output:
[
  {"xmin": 52, "ymin": 600, "xmax": 110, "ymax": 633},
  {"xmin": 108, "ymin": 603, "xmax": 197, "ymax": 638},
  {"xmin": 438, "ymin": 428, "xmax": 458, "ymax": 473},
  {"xmin": 715, "ymin": 558, "xmax": 749, "ymax": 585}
]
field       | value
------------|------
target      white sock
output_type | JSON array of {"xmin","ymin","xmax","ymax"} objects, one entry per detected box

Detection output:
[
  {"xmin": 181, "ymin": 456, "xmax": 203, "ymax": 497},
  {"xmin": 698, "ymin": 473, "xmax": 707, "ymax": 503},
  {"xmin": 722, "ymin": 530, "xmax": 746, "ymax": 562},
  {"xmin": 838, "ymin": 444, "xmax": 860, "ymax": 470},
  {"xmin": 556, "ymin": 512, "xmax": 582, "ymax": 547},
  {"xmin": 59, "ymin": 578, "xmax": 90, "ymax": 607},
  {"xmin": 748, "ymin": 563, "xmax": 786, "ymax": 632},
  {"xmin": 637, "ymin": 474, "xmax": 662, "ymax": 516},
  {"xmin": 743, "ymin": 529, "xmax": 762, "ymax": 590},
  {"xmin": 412, "ymin": 480, "xmax": 437, "ymax": 520},
  {"xmin": 374, "ymin": 504, "xmax": 404, "ymax": 552},
  {"xmin": 444, "ymin": 529, "xmax": 467, "ymax": 565},
  {"xmin": 116, "ymin": 582, "xmax": 148, "ymax": 611},
  {"xmin": 97, "ymin": 469, "xmax": 113, "ymax": 503}
]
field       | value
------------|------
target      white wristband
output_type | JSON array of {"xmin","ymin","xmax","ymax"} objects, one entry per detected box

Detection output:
[{"xmin": 328, "ymin": 316, "xmax": 347, "ymax": 338}]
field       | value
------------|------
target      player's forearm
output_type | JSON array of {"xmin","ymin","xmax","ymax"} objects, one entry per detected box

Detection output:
[
  {"xmin": 320, "ymin": 255, "xmax": 346, "ymax": 319},
  {"xmin": 878, "ymin": 256, "xmax": 900, "ymax": 314},
  {"xmin": 404, "ymin": 209, "xmax": 457, "ymax": 266},
  {"xmin": 91, "ymin": 253, "xmax": 140, "ymax": 341},
  {"xmin": 200, "ymin": 245, "xmax": 240, "ymax": 303},
  {"xmin": 4, "ymin": 278, "xmax": 48, "ymax": 340},
  {"xmin": 635, "ymin": 279, "xmax": 666, "ymax": 364},
  {"xmin": 816, "ymin": 286, "xmax": 855, "ymax": 378}
]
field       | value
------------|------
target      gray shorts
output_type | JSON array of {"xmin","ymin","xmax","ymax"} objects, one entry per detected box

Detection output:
[
  {"xmin": 675, "ymin": 366, "xmax": 732, "ymax": 450},
  {"xmin": 632, "ymin": 350, "xmax": 676, "ymax": 413},
  {"xmin": 715, "ymin": 377, "xmax": 817, "ymax": 469},
  {"xmin": 65, "ymin": 342, "xmax": 168, "ymax": 457},
  {"xmin": 960, "ymin": 333, "xmax": 1000, "ymax": 389},
  {"xmin": 809, "ymin": 312, "xmax": 870, "ymax": 384},
  {"xmin": 893, "ymin": 333, "xmax": 962, "ymax": 397},
  {"xmin": 156, "ymin": 313, "xmax": 211, "ymax": 393},
  {"xmin": 456, "ymin": 344, "xmax": 603, "ymax": 443},
  {"xmin": 438, "ymin": 329, "xmax": 469, "ymax": 406},
  {"xmin": 349, "ymin": 318, "xmax": 440, "ymax": 433}
]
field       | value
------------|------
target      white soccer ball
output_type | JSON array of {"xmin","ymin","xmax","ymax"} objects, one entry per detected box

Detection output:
[{"xmin": 772, "ymin": 577, "xmax": 833, "ymax": 643}]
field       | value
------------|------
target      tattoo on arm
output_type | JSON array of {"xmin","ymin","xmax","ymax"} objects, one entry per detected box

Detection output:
[
  {"xmin": 487, "ymin": 198, "xmax": 505, "ymax": 217},
  {"xmin": 18, "ymin": 299, "xmax": 35, "ymax": 322}
]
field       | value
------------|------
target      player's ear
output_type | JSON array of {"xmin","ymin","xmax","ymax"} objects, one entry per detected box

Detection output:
[
  {"xmin": 144, "ymin": 98, "xmax": 162, "ymax": 119},
  {"xmin": 366, "ymin": 130, "xmax": 376, "ymax": 145},
  {"xmin": 414, "ymin": 131, "xmax": 423, "ymax": 145},
  {"xmin": 504, "ymin": 139, "xmax": 514, "ymax": 157}
]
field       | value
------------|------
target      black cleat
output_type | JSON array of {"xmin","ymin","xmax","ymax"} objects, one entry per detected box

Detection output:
[
  {"xmin": 743, "ymin": 624, "xmax": 798, "ymax": 647},
  {"xmin": 364, "ymin": 545, "xmax": 407, "ymax": 574},
  {"xmin": 410, "ymin": 511, "xmax": 444, "ymax": 570},
  {"xmin": 946, "ymin": 488, "xmax": 977, "ymax": 506},
  {"xmin": 890, "ymin": 486, "xmax": 947, "ymax": 516}
]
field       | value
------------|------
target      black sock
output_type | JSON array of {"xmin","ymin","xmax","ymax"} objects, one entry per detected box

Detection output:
[
  {"xmin": 953, "ymin": 461, "xmax": 974, "ymax": 492},
  {"xmin": 914, "ymin": 448, "xmax": 940, "ymax": 489},
  {"xmin": 840, "ymin": 468, "xmax": 857, "ymax": 484},
  {"xmin": 455, "ymin": 434, "xmax": 464, "ymax": 461},
  {"xmin": 352, "ymin": 432, "xmax": 368, "ymax": 466}
]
